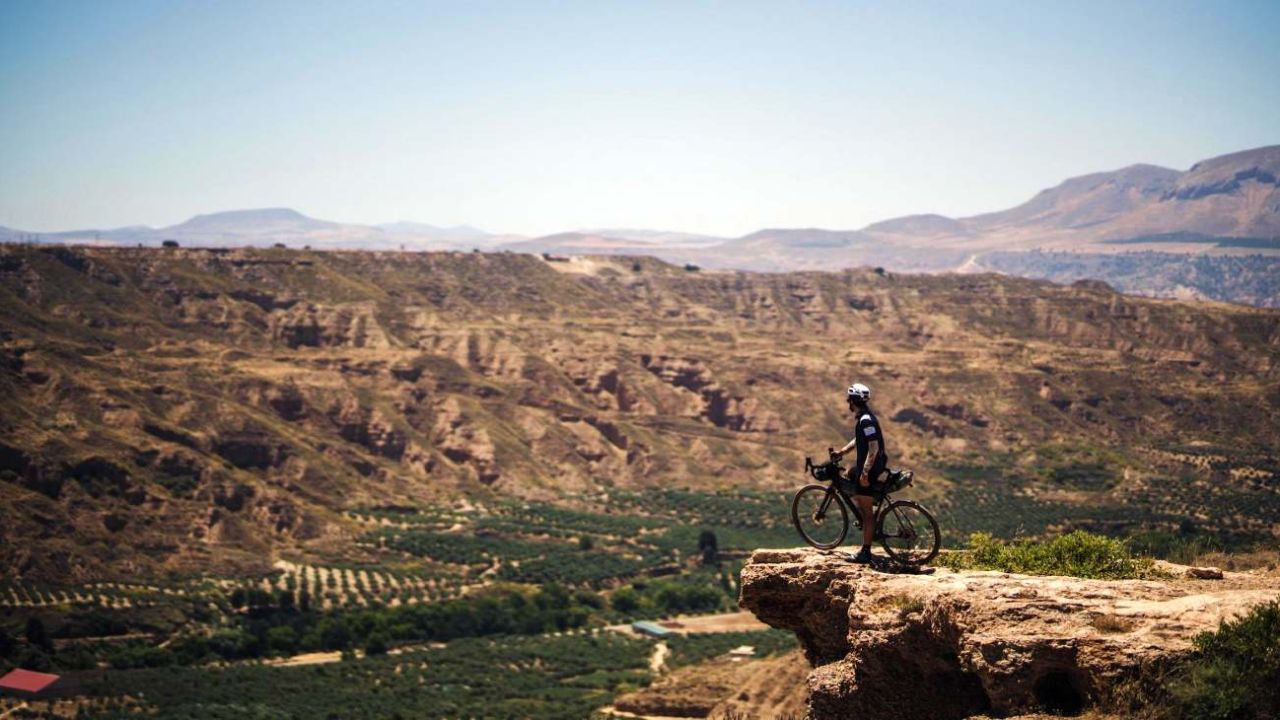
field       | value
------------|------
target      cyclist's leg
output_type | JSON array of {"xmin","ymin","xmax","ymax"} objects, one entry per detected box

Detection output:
[{"xmin": 854, "ymin": 494, "xmax": 875, "ymax": 548}]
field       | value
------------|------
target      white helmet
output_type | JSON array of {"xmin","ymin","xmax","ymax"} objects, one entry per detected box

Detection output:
[{"xmin": 846, "ymin": 383, "xmax": 871, "ymax": 403}]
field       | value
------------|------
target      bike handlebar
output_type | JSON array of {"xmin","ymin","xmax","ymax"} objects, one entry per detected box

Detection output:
[{"xmin": 804, "ymin": 448, "xmax": 844, "ymax": 480}]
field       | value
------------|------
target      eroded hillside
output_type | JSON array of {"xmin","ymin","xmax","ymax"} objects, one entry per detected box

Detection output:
[{"xmin": 1, "ymin": 246, "xmax": 1278, "ymax": 580}]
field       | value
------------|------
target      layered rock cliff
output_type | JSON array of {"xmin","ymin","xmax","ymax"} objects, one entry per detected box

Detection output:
[
  {"xmin": 2, "ymin": 246, "xmax": 1278, "ymax": 580},
  {"xmin": 738, "ymin": 548, "xmax": 1280, "ymax": 719}
]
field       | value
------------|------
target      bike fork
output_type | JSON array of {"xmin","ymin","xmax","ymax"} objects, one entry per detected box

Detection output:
[{"xmin": 815, "ymin": 488, "xmax": 836, "ymax": 520}]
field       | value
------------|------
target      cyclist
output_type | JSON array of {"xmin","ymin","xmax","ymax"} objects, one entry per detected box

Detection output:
[{"xmin": 833, "ymin": 382, "xmax": 888, "ymax": 563}]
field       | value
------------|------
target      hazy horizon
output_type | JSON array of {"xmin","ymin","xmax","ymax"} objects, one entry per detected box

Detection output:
[{"xmin": 2, "ymin": 0, "xmax": 1278, "ymax": 237}]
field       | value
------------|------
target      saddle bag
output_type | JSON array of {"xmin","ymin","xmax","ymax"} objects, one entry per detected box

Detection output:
[{"xmin": 881, "ymin": 469, "xmax": 913, "ymax": 493}]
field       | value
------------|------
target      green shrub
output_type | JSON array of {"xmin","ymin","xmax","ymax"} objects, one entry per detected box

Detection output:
[
  {"xmin": 938, "ymin": 531, "xmax": 1158, "ymax": 579},
  {"xmin": 1165, "ymin": 600, "xmax": 1280, "ymax": 719},
  {"xmin": 610, "ymin": 587, "xmax": 640, "ymax": 613},
  {"xmin": 106, "ymin": 644, "xmax": 175, "ymax": 669},
  {"xmin": 1127, "ymin": 530, "xmax": 1223, "ymax": 565},
  {"xmin": 267, "ymin": 626, "xmax": 299, "ymax": 654},
  {"xmin": 364, "ymin": 632, "xmax": 389, "ymax": 656}
]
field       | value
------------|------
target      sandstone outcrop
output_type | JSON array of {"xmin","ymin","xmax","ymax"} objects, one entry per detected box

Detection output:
[{"xmin": 738, "ymin": 548, "xmax": 1280, "ymax": 719}]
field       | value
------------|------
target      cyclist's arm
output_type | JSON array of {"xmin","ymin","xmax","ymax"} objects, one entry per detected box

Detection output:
[
  {"xmin": 859, "ymin": 440, "xmax": 880, "ymax": 485},
  {"xmin": 836, "ymin": 438, "xmax": 857, "ymax": 457}
]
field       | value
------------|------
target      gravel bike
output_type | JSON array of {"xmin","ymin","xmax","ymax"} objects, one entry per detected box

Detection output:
[{"xmin": 791, "ymin": 449, "xmax": 941, "ymax": 565}]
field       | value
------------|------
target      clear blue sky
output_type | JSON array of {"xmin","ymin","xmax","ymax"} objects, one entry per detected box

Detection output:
[{"xmin": 2, "ymin": 0, "xmax": 1277, "ymax": 236}]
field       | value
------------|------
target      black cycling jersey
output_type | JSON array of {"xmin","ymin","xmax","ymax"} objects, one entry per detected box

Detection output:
[{"xmin": 852, "ymin": 409, "xmax": 888, "ymax": 482}]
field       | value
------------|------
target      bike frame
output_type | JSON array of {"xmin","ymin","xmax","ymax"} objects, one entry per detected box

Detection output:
[
  {"xmin": 823, "ymin": 483, "xmax": 887, "ymax": 528},
  {"xmin": 803, "ymin": 455, "xmax": 911, "ymax": 533}
]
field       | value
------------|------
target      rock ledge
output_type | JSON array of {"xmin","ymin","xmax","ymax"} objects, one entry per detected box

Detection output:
[{"xmin": 738, "ymin": 547, "xmax": 1279, "ymax": 719}]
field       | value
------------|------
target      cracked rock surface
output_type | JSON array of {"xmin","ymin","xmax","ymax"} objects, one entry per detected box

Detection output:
[{"xmin": 738, "ymin": 548, "xmax": 1280, "ymax": 719}]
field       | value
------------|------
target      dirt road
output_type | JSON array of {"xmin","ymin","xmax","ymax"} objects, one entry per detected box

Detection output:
[{"xmin": 649, "ymin": 641, "xmax": 669, "ymax": 672}]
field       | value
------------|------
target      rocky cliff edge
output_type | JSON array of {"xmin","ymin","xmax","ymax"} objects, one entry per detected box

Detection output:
[{"xmin": 738, "ymin": 548, "xmax": 1280, "ymax": 719}]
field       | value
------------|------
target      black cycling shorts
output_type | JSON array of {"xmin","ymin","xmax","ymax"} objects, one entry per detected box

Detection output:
[
  {"xmin": 845, "ymin": 471, "xmax": 885, "ymax": 497},
  {"xmin": 853, "ymin": 482, "xmax": 884, "ymax": 497}
]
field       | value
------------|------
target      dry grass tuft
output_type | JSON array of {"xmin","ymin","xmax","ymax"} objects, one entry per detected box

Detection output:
[
  {"xmin": 884, "ymin": 593, "xmax": 925, "ymax": 617},
  {"xmin": 1091, "ymin": 614, "xmax": 1138, "ymax": 634}
]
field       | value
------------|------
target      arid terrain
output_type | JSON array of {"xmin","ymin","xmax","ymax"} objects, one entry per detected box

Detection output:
[
  {"xmin": 2, "ymin": 244, "xmax": 1278, "ymax": 581},
  {"xmin": 0, "ymin": 243, "xmax": 1277, "ymax": 720}
]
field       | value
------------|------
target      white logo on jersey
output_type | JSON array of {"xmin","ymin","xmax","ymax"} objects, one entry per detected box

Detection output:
[{"xmin": 863, "ymin": 426, "xmax": 876, "ymax": 436}]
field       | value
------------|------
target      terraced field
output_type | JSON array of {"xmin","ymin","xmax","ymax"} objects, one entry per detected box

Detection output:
[
  {"xmin": 0, "ymin": 579, "xmax": 219, "ymax": 610},
  {"xmin": 933, "ymin": 447, "xmax": 1280, "ymax": 546},
  {"xmin": 27, "ymin": 627, "xmax": 796, "ymax": 720},
  {"xmin": 0, "ymin": 489, "xmax": 790, "ymax": 682},
  {"xmin": 359, "ymin": 492, "xmax": 793, "ymax": 587}
]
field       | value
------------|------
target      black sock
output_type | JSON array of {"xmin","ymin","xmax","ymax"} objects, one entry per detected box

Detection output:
[{"xmin": 861, "ymin": 544, "xmax": 871, "ymax": 552}]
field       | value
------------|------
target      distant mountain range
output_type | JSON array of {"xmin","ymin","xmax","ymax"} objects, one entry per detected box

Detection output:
[
  {"xmin": 0, "ymin": 208, "xmax": 517, "ymax": 251},
  {"xmin": 674, "ymin": 145, "xmax": 1279, "ymax": 273},
  {"xmin": 3, "ymin": 145, "xmax": 1277, "ymax": 303},
  {"xmin": 866, "ymin": 145, "xmax": 1280, "ymax": 250}
]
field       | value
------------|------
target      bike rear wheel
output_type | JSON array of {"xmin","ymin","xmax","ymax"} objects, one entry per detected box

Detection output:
[
  {"xmin": 877, "ymin": 500, "xmax": 941, "ymax": 565},
  {"xmin": 791, "ymin": 484, "xmax": 849, "ymax": 550}
]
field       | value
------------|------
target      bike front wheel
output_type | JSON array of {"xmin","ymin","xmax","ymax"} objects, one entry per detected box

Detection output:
[
  {"xmin": 791, "ymin": 484, "xmax": 849, "ymax": 550},
  {"xmin": 877, "ymin": 500, "xmax": 941, "ymax": 565}
]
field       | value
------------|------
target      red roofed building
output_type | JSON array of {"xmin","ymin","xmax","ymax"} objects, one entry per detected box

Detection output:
[{"xmin": 0, "ymin": 669, "xmax": 61, "ymax": 698}]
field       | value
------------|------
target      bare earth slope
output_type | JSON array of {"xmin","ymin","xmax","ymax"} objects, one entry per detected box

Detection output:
[
  {"xmin": 738, "ymin": 548, "xmax": 1280, "ymax": 720},
  {"xmin": 1, "ymin": 246, "xmax": 1278, "ymax": 580},
  {"xmin": 608, "ymin": 649, "xmax": 809, "ymax": 719}
]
